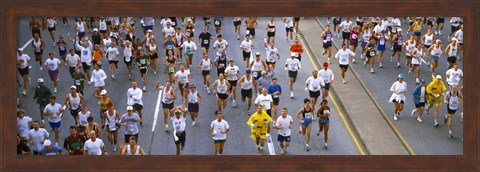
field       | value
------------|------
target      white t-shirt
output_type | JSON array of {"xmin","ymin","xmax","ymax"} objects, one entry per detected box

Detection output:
[
  {"xmin": 84, "ymin": 139, "xmax": 105, "ymax": 155},
  {"xmin": 160, "ymin": 18, "xmax": 171, "ymax": 28},
  {"xmin": 240, "ymin": 40, "xmax": 253, "ymax": 52},
  {"xmin": 390, "ymin": 81, "xmax": 407, "ymax": 102},
  {"xmin": 340, "ymin": 21, "xmax": 353, "ymax": 32},
  {"xmin": 225, "ymin": 65, "xmax": 240, "ymax": 81},
  {"xmin": 173, "ymin": 116, "xmax": 186, "ymax": 132},
  {"xmin": 284, "ymin": 17, "xmax": 294, "ymax": 27},
  {"xmin": 44, "ymin": 58, "xmax": 62, "ymax": 71},
  {"xmin": 27, "ymin": 128, "xmax": 49, "ymax": 151},
  {"xmin": 107, "ymin": 47, "xmax": 120, "ymax": 61},
  {"xmin": 450, "ymin": 17, "xmax": 461, "ymax": 26},
  {"xmin": 391, "ymin": 18, "xmax": 402, "ymax": 32},
  {"xmin": 285, "ymin": 58, "xmax": 301, "ymax": 71},
  {"xmin": 266, "ymin": 46, "xmax": 279, "ymax": 62},
  {"xmin": 275, "ymin": 115, "xmax": 293, "ymax": 136},
  {"xmin": 181, "ymin": 41, "xmax": 197, "ymax": 54},
  {"xmin": 120, "ymin": 113, "xmax": 140, "ymax": 135},
  {"xmin": 335, "ymin": 49, "xmax": 355, "ymax": 65},
  {"xmin": 255, "ymin": 94, "xmax": 273, "ymax": 110},
  {"xmin": 306, "ymin": 76, "xmax": 325, "ymax": 92},
  {"xmin": 17, "ymin": 116, "xmax": 32, "ymax": 137},
  {"xmin": 319, "ymin": 69, "xmax": 334, "ymax": 84},
  {"xmin": 66, "ymin": 54, "xmax": 80, "ymax": 67},
  {"xmin": 43, "ymin": 103, "xmax": 63, "ymax": 123},
  {"xmin": 143, "ymin": 17, "xmax": 155, "ymax": 26},
  {"xmin": 210, "ymin": 119, "xmax": 230, "ymax": 140},
  {"xmin": 175, "ymin": 70, "xmax": 191, "ymax": 84},
  {"xmin": 162, "ymin": 27, "xmax": 175, "ymax": 37},
  {"xmin": 455, "ymin": 30, "xmax": 463, "ymax": 43},
  {"xmin": 127, "ymin": 87, "xmax": 143, "ymax": 106},
  {"xmin": 446, "ymin": 68, "xmax": 463, "ymax": 86},
  {"xmin": 17, "ymin": 54, "xmax": 31, "ymax": 69},
  {"xmin": 374, "ymin": 24, "xmax": 385, "ymax": 35},
  {"xmin": 213, "ymin": 40, "xmax": 229, "ymax": 56},
  {"xmin": 91, "ymin": 69, "xmax": 107, "ymax": 87}
]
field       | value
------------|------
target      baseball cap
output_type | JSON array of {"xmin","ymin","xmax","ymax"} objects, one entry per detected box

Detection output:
[
  {"xmin": 100, "ymin": 89, "xmax": 107, "ymax": 95},
  {"xmin": 420, "ymin": 79, "xmax": 425, "ymax": 83},
  {"xmin": 189, "ymin": 84, "xmax": 195, "ymax": 88},
  {"xmin": 70, "ymin": 86, "xmax": 77, "ymax": 90},
  {"xmin": 255, "ymin": 52, "xmax": 260, "ymax": 56},
  {"xmin": 229, "ymin": 59, "xmax": 234, "ymax": 62},
  {"xmin": 43, "ymin": 139, "xmax": 52, "ymax": 147},
  {"xmin": 323, "ymin": 62, "xmax": 329, "ymax": 68},
  {"xmin": 436, "ymin": 75, "xmax": 442, "ymax": 79},
  {"xmin": 37, "ymin": 78, "xmax": 44, "ymax": 83},
  {"xmin": 93, "ymin": 28, "xmax": 98, "ymax": 32},
  {"xmin": 107, "ymin": 102, "xmax": 113, "ymax": 108},
  {"xmin": 126, "ymin": 106, "xmax": 133, "ymax": 111},
  {"xmin": 397, "ymin": 28, "xmax": 402, "ymax": 32},
  {"xmin": 451, "ymin": 37, "xmax": 457, "ymax": 41},
  {"xmin": 147, "ymin": 29, "xmax": 152, "ymax": 32},
  {"xmin": 18, "ymin": 48, "xmax": 23, "ymax": 51},
  {"xmin": 436, "ymin": 39, "xmax": 441, "ymax": 43},
  {"xmin": 246, "ymin": 69, "xmax": 251, "ymax": 74},
  {"xmin": 137, "ymin": 47, "xmax": 143, "ymax": 51},
  {"xmin": 261, "ymin": 70, "xmax": 267, "ymax": 75},
  {"xmin": 398, "ymin": 74, "xmax": 405, "ymax": 79},
  {"xmin": 291, "ymin": 52, "xmax": 297, "ymax": 57}
]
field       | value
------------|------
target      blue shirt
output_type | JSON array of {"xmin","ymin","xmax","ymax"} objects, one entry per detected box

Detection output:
[
  {"xmin": 213, "ymin": 17, "xmax": 222, "ymax": 21},
  {"xmin": 39, "ymin": 145, "xmax": 63, "ymax": 155},
  {"xmin": 268, "ymin": 84, "xmax": 282, "ymax": 97}
]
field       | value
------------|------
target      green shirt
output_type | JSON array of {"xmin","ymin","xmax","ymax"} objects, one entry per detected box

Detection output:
[
  {"xmin": 136, "ymin": 55, "xmax": 149, "ymax": 67},
  {"xmin": 72, "ymin": 72, "xmax": 86, "ymax": 90},
  {"xmin": 34, "ymin": 86, "xmax": 52, "ymax": 105}
]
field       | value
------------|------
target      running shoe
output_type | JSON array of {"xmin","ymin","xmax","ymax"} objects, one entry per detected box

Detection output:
[
  {"xmin": 40, "ymin": 66, "xmax": 43, "ymax": 71},
  {"xmin": 192, "ymin": 121, "xmax": 196, "ymax": 127},
  {"xmin": 393, "ymin": 114, "xmax": 398, "ymax": 121},
  {"xmin": 448, "ymin": 131, "xmax": 453, "ymax": 138},
  {"xmin": 113, "ymin": 145, "xmax": 117, "ymax": 152},
  {"xmin": 397, "ymin": 62, "xmax": 401, "ymax": 68},
  {"xmin": 379, "ymin": 63, "xmax": 383, "ymax": 68},
  {"xmin": 280, "ymin": 149, "xmax": 285, "ymax": 155},
  {"xmin": 290, "ymin": 92, "xmax": 294, "ymax": 98},
  {"xmin": 411, "ymin": 109, "xmax": 416, "ymax": 117},
  {"xmin": 370, "ymin": 68, "xmax": 375, "ymax": 73},
  {"xmin": 323, "ymin": 144, "xmax": 328, "ymax": 149},
  {"xmin": 444, "ymin": 115, "xmax": 448, "ymax": 123},
  {"xmin": 54, "ymin": 87, "xmax": 57, "ymax": 94},
  {"xmin": 22, "ymin": 90, "xmax": 26, "ymax": 96},
  {"xmin": 434, "ymin": 122, "xmax": 439, "ymax": 127},
  {"xmin": 305, "ymin": 145, "xmax": 310, "ymax": 151},
  {"xmin": 417, "ymin": 117, "xmax": 423, "ymax": 123}
]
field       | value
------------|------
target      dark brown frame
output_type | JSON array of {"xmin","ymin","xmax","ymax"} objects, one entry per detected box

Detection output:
[{"xmin": 1, "ymin": 0, "xmax": 478, "ymax": 171}]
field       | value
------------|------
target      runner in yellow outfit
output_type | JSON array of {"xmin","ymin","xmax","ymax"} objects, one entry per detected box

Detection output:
[
  {"xmin": 426, "ymin": 75, "xmax": 447, "ymax": 127},
  {"xmin": 246, "ymin": 105, "xmax": 273, "ymax": 154}
]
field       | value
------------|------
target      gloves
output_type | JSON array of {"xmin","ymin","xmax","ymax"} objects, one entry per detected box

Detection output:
[
  {"xmin": 250, "ymin": 124, "xmax": 256, "ymax": 129},
  {"xmin": 173, "ymin": 133, "xmax": 179, "ymax": 141}
]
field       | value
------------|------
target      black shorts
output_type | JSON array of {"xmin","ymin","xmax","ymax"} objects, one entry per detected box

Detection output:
[
  {"xmin": 149, "ymin": 53, "xmax": 158, "ymax": 60},
  {"xmin": 447, "ymin": 106, "xmax": 457, "ymax": 114},
  {"xmin": 356, "ymin": 21, "xmax": 364, "ymax": 27},
  {"xmin": 214, "ymin": 139, "xmax": 226, "ymax": 144},
  {"xmin": 214, "ymin": 20, "xmax": 222, "ymax": 27},
  {"xmin": 68, "ymin": 66, "xmax": 76, "ymax": 76},
  {"xmin": 424, "ymin": 44, "xmax": 432, "ymax": 49},
  {"xmin": 108, "ymin": 60, "xmax": 118, "ymax": 65},
  {"xmin": 342, "ymin": 32, "xmax": 350, "ymax": 40},
  {"xmin": 217, "ymin": 93, "xmax": 228, "ymax": 100},
  {"xmin": 267, "ymin": 31, "xmax": 275, "ymax": 37},
  {"xmin": 273, "ymin": 97, "xmax": 280, "ymax": 106},
  {"xmin": 406, "ymin": 56, "xmax": 412, "ymax": 60},
  {"xmin": 48, "ymin": 27, "xmax": 56, "ymax": 32},
  {"xmin": 309, "ymin": 90, "xmax": 321, "ymax": 98},
  {"xmin": 436, "ymin": 18, "xmax": 445, "ymax": 23},
  {"xmin": 393, "ymin": 44, "xmax": 402, "ymax": 52},
  {"xmin": 179, "ymin": 82, "xmax": 189, "ymax": 91},
  {"xmin": 266, "ymin": 61, "xmax": 276, "ymax": 66},
  {"xmin": 339, "ymin": 64, "xmax": 349, "ymax": 70},
  {"xmin": 392, "ymin": 99, "xmax": 405, "ymax": 104},
  {"xmin": 217, "ymin": 68, "xmax": 225, "ymax": 76},
  {"xmin": 242, "ymin": 51, "xmax": 251, "ymax": 59},
  {"xmin": 34, "ymin": 50, "xmax": 43, "ymax": 57},
  {"xmin": 451, "ymin": 25, "xmax": 460, "ymax": 32},
  {"xmin": 415, "ymin": 102, "xmax": 425, "ymax": 108},
  {"xmin": 124, "ymin": 60, "xmax": 132, "ymax": 66},
  {"xmin": 124, "ymin": 133, "xmax": 138, "ymax": 144},
  {"xmin": 427, "ymin": 21, "xmax": 434, "ymax": 26},
  {"xmin": 174, "ymin": 131, "xmax": 186, "ymax": 145},
  {"xmin": 241, "ymin": 89, "xmax": 252, "ymax": 99},
  {"xmin": 234, "ymin": 21, "xmax": 241, "ymax": 26},
  {"xmin": 266, "ymin": 109, "xmax": 272, "ymax": 117},
  {"xmin": 70, "ymin": 108, "xmax": 81, "ymax": 118},
  {"xmin": 333, "ymin": 20, "xmax": 341, "ymax": 25},
  {"xmin": 285, "ymin": 27, "xmax": 293, "ymax": 32},
  {"xmin": 188, "ymin": 103, "xmax": 199, "ymax": 112},
  {"xmin": 139, "ymin": 67, "xmax": 147, "ymax": 74},
  {"xmin": 201, "ymin": 44, "xmax": 209, "ymax": 49},
  {"xmin": 81, "ymin": 62, "xmax": 91, "ymax": 70},
  {"xmin": 324, "ymin": 83, "xmax": 331, "ymax": 91},
  {"xmin": 100, "ymin": 30, "xmax": 107, "ymax": 34},
  {"xmin": 18, "ymin": 67, "xmax": 29, "ymax": 76},
  {"xmin": 246, "ymin": 28, "xmax": 255, "ymax": 36},
  {"xmin": 32, "ymin": 28, "xmax": 41, "ymax": 37},
  {"xmin": 133, "ymin": 103, "xmax": 143, "ymax": 112},
  {"xmin": 277, "ymin": 135, "xmax": 291, "ymax": 142},
  {"xmin": 228, "ymin": 80, "xmax": 237, "ymax": 87},
  {"xmin": 162, "ymin": 102, "xmax": 174, "ymax": 109},
  {"xmin": 288, "ymin": 70, "xmax": 298, "ymax": 78},
  {"xmin": 202, "ymin": 70, "xmax": 210, "ymax": 76},
  {"xmin": 447, "ymin": 56, "xmax": 457, "ymax": 64}
]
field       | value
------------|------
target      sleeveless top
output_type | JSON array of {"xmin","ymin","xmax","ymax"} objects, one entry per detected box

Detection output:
[
  {"xmin": 448, "ymin": 43, "xmax": 458, "ymax": 57},
  {"xmin": 216, "ymin": 80, "xmax": 228, "ymax": 94},
  {"xmin": 162, "ymin": 87, "xmax": 174, "ymax": 104},
  {"xmin": 424, "ymin": 34, "xmax": 434, "ymax": 46},
  {"xmin": 78, "ymin": 111, "xmax": 90, "ymax": 127},
  {"xmin": 124, "ymin": 45, "xmax": 132, "ymax": 60},
  {"xmin": 448, "ymin": 91, "xmax": 460, "ymax": 110},
  {"xmin": 99, "ymin": 20, "xmax": 107, "ymax": 30},
  {"xmin": 126, "ymin": 145, "xmax": 140, "ymax": 155},
  {"xmin": 201, "ymin": 59, "xmax": 211, "ymax": 71},
  {"xmin": 188, "ymin": 90, "xmax": 199, "ymax": 104},
  {"xmin": 58, "ymin": 40, "xmax": 66, "ymax": 51},
  {"xmin": 405, "ymin": 40, "xmax": 416, "ymax": 55},
  {"xmin": 241, "ymin": 75, "xmax": 253, "ymax": 90},
  {"xmin": 362, "ymin": 31, "xmax": 371, "ymax": 43},
  {"xmin": 431, "ymin": 45, "xmax": 442, "ymax": 56},
  {"xmin": 324, "ymin": 31, "xmax": 332, "ymax": 42},
  {"xmin": 93, "ymin": 49, "xmax": 102, "ymax": 61},
  {"xmin": 302, "ymin": 107, "xmax": 313, "ymax": 119},
  {"xmin": 175, "ymin": 33, "xmax": 183, "ymax": 47},
  {"xmin": 217, "ymin": 57, "xmax": 227, "ymax": 69},
  {"xmin": 267, "ymin": 22, "xmax": 275, "ymax": 32},
  {"xmin": 394, "ymin": 34, "xmax": 403, "ymax": 45},
  {"xmin": 106, "ymin": 110, "xmax": 119, "ymax": 131},
  {"xmin": 34, "ymin": 39, "xmax": 42, "ymax": 52},
  {"xmin": 69, "ymin": 93, "xmax": 81, "ymax": 110},
  {"xmin": 76, "ymin": 22, "xmax": 85, "ymax": 32},
  {"xmin": 252, "ymin": 59, "xmax": 263, "ymax": 71},
  {"xmin": 378, "ymin": 36, "xmax": 387, "ymax": 46}
]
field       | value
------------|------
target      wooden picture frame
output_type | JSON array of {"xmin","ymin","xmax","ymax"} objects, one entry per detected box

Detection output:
[{"xmin": 1, "ymin": 0, "xmax": 478, "ymax": 171}]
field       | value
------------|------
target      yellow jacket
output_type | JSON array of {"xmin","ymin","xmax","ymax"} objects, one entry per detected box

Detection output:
[
  {"xmin": 246, "ymin": 110, "xmax": 273, "ymax": 139},
  {"xmin": 426, "ymin": 78, "xmax": 446, "ymax": 95}
]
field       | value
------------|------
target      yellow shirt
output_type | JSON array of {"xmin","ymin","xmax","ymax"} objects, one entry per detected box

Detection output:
[
  {"xmin": 427, "ymin": 78, "xmax": 446, "ymax": 95},
  {"xmin": 246, "ymin": 110, "xmax": 273, "ymax": 140}
]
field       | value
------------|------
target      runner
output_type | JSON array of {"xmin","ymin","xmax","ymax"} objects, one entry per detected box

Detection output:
[
  {"xmin": 210, "ymin": 111, "xmax": 230, "ymax": 155},
  {"xmin": 142, "ymin": 17, "xmax": 155, "ymax": 35},
  {"xmin": 119, "ymin": 136, "xmax": 145, "ymax": 155},
  {"xmin": 246, "ymin": 105, "xmax": 273, "ymax": 154},
  {"xmin": 426, "ymin": 39, "xmax": 443, "ymax": 76},
  {"xmin": 43, "ymin": 95, "xmax": 64, "ymax": 145},
  {"xmin": 85, "ymin": 116, "xmax": 101, "ymax": 140},
  {"xmin": 435, "ymin": 17, "xmax": 445, "ymax": 35},
  {"xmin": 65, "ymin": 49, "xmax": 80, "ymax": 77},
  {"xmin": 32, "ymin": 33, "xmax": 46, "ymax": 71},
  {"xmin": 332, "ymin": 17, "xmax": 342, "ymax": 38},
  {"xmin": 233, "ymin": 17, "xmax": 242, "ymax": 40},
  {"xmin": 184, "ymin": 84, "xmax": 202, "ymax": 127},
  {"xmin": 224, "ymin": 59, "xmax": 240, "ymax": 107},
  {"xmin": 444, "ymin": 38, "xmax": 459, "ymax": 69},
  {"xmin": 412, "ymin": 79, "xmax": 427, "ymax": 123},
  {"xmin": 244, "ymin": 17, "xmax": 258, "ymax": 39},
  {"xmin": 30, "ymin": 17, "xmax": 42, "ymax": 38},
  {"xmin": 290, "ymin": 39, "xmax": 304, "ymax": 62},
  {"xmin": 119, "ymin": 106, "xmax": 141, "ymax": 144},
  {"xmin": 295, "ymin": 98, "xmax": 314, "ymax": 151},
  {"xmin": 319, "ymin": 62, "xmax": 334, "ymax": 100},
  {"xmin": 78, "ymin": 104, "xmax": 91, "ymax": 135},
  {"xmin": 410, "ymin": 18, "xmax": 423, "ymax": 43},
  {"xmin": 127, "ymin": 81, "xmax": 144, "ymax": 126},
  {"xmin": 293, "ymin": 17, "xmax": 301, "ymax": 35},
  {"xmin": 146, "ymin": 39, "xmax": 159, "ymax": 75},
  {"xmin": 156, "ymin": 80, "xmax": 177, "ymax": 132},
  {"xmin": 339, "ymin": 17, "xmax": 353, "ymax": 45},
  {"xmin": 173, "ymin": 28, "xmax": 185, "ymax": 62},
  {"xmin": 71, "ymin": 66, "xmax": 86, "ymax": 95},
  {"xmin": 39, "ymin": 139, "xmax": 62, "ymax": 155},
  {"xmin": 448, "ymin": 17, "xmax": 462, "ymax": 40},
  {"xmin": 98, "ymin": 17, "xmax": 108, "ymax": 39},
  {"xmin": 213, "ymin": 16, "xmax": 223, "ymax": 35},
  {"xmin": 305, "ymin": 70, "xmax": 325, "ymax": 119},
  {"xmin": 410, "ymin": 43, "xmax": 424, "ymax": 84},
  {"xmin": 90, "ymin": 63, "xmax": 107, "ymax": 102},
  {"xmin": 27, "ymin": 121, "xmax": 49, "ymax": 155},
  {"xmin": 64, "ymin": 86, "xmax": 84, "ymax": 126},
  {"xmin": 56, "ymin": 35, "xmax": 68, "ymax": 65},
  {"xmin": 63, "ymin": 126, "xmax": 86, "ymax": 155},
  {"xmin": 349, "ymin": 25, "xmax": 360, "ymax": 62},
  {"xmin": 376, "ymin": 31, "xmax": 389, "ymax": 68},
  {"xmin": 321, "ymin": 25, "xmax": 334, "ymax": 63},
  {"xmin": 238, "ymin": 69, "xmax": 254, "ymax": 115},
  {"xmin": 265, "ymin": 41, "xmax": 280, "ymax": 69},
  {"xmin": 17, "ymin": 134, "xmax": 32, "ymax": 155},
  {"xmin": 17, "ymin": 109, "xmax": 32, "ymax": 142},
  {"xmin": 454, "ymin": 25, "xmax": 463, "ymax": 60},
  {"xmin": 122, "ymin": 40, "xmax": 134, "ymax": 80},
  {"xmin": 44, "ymin": 53, "xmax": 61, "ymax": 94},
  {"xmin": 426, "ymin": 75, "xmax": 447, "ymax": 127},
  {"xmin": 162, "ymin": 22, "xmax": 176, "ymax": 39},
  {"xmin": 274, "ymin": 108, "xmax": 293, "ymax": 155},
  {"xmin": 285, "ymin": 52, "xmax": 302, "ymax": 98},
  {"xmin": 265, "ymin": 17, "xmax": 276, "ymax": 44},
  {"xmin": 445, "ymin": 63, "xmax": 463, "ymax": 88},
  {"xmin": 240, "ymin": 34, "xmax": 254, "ymax": 68},
  {"xmin": 389, "ymin": 74, "xmax": 407, "ymax": 121},
  {"xmin": 73, "ymin": 35, "xmax": 93, "ymax": 84},
  {"xmin": 17, "ymin": 48, "xmax": 31, "ymax": 96},
  {"xmin": 175, "ymin": 65, "xmax": 191, "ymax": 102},
  {"xmin": 391, "ymin": 28, "xmax": 404, "ymax": 67},
  {"xmin": 335, "ymin": 44, "xmax": 355, "ymax": 84},
  {"xmin": 184, "ymin": 18, "xmax": 196, "ymax": 38},
  {"xmin": 316, "ymin": 100, "xmax": 331, "ymax": 149},
  {"xmin": 267, "ymin": 78, "xmax": 282, "ymax": 123},
  {"xmin": 198, "ymin": 26, "xmax": 214, "ymax": 54},
  {"xmin": 214, "ymin": 51, "xmax": 229, "ymax": 77},
  {"xmin": 109, "ymin": 20, "xmax": 120, "ymax": 45},
  {"xmin": 106, "ymin": 42, "xmax": 120, "ymax": 79},
  {"xmin": 180, "ymin": 36, "xmax": 197, "ymax": 70},
  {"xmin": 283, "ymin": 17, "xmax": 294, "ymax": 42},
  {"xmin": 360, "ymin": 25, "xmax": 372, "ymax": 60},
  {"xmin": 170, "ymin": 106, "xmax": 188, "ymax": 155},
  {"xmin": 92, "ymin": 44, "xmax": 102, "ymax": 67},
  {"xmin": 136, "ymin": 48, "xmax": 149, "ymax": 91},
  {"xmin": 33, "ymin": 78, "xmax": 52, "ymax": 126},
  {"xmin": 198, "ymin": 54, "xmax": 213, "ymax": 94},
  {"xmin": 213, "ymin": 34, "xmax": 229, "ymax": 57},
  {"xmin": 164, "ymin": 49, "xmax": 178, "ymax": 86},
  {"xmin": 250, "ymin": 52, "xmax": 267, "ymax": 94},
  {"xmin": 105, "ymin": 104, "xmax": 120, "ymax": 151},
  {"xmin": 403, "ymin": 35, "xmax": 417, "ymax": 71},
  {"xmin": 83, "ymin": 131, "xmax": 108, "ymax": 155},
  {"xmin": 443, "ymin": 85, "xmax": 462, "ymax": 137},
  {"xmin": 364, "ymin": 38, "xmax": 377, "ymax": 73},
  {"xmin": 46, "ymin": 17, "xmax": 57, "ymax": 46},
  {"xmin": 212, "ymin": 73, "xmax": 231, "ymax": 113}
]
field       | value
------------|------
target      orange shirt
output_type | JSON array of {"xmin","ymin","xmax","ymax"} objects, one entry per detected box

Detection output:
[
  {"xmin": 290, "ymin": 44, "xmax": 303, "ymax": 53},
  {"xmin": 93, "ymin": 50, "xmax": 102, "ymax": 62}
]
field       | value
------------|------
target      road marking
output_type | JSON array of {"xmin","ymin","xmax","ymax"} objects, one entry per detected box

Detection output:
[
  {"xmin": 152, "ymin": 90, "xmax": 163, "ymax": 132},
  {"xmin": 298, "ymin": 34, "xmax": 366, "ymax": 155},
  {"xmin": 20, "ymin": 38, "xmax": 33, "ymax": 50},
  {"xmin": 267, "ymin": 134, "xmax": 275, "ymax": 155},
  {"xmin": 313, "ymin": 17, "xmax": 416, "ymax": 155}
]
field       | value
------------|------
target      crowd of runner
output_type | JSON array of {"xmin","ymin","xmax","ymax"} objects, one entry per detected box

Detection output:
[{"xmin": 17, "ymin": 17, "xmax": 463, "ymax": 156}]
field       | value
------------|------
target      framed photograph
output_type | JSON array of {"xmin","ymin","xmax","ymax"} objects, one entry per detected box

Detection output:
[{"xmin": 1, "ymin": 0, "xmax": 478, "ymax": 171}]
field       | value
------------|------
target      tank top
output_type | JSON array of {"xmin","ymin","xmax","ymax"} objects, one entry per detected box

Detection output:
[
  {"xmin": 69, "ymin": 93, "xmax": 81, "ymax": 110},
  {"xmin": 378, "ymin": 36, "xmax": 386, "ymax": 46},
  {"xmin": 47, "ymin": 18, "xmax": 55, "ymax": 28},
  {"xmin": 78, "ymin": 111, "xmax": 90, "ymax": 127},
  {"xmin": 93, "ymin": 49, "xmax": 102, "ymax": 61},
  {"xmin": 76, "ymin": 22, "xmax": 85, "ymax": 32},
  {"xmin": 162, "ymin": 87, "xmax": 174, "ymax": 104},
  {"xmin": 201, "ymin": 59, "xmax": 211, "ymax": 71},
  {"xmin": 324, "ymin": 31, "xmax": 332, "ymax": 42},
  {"xmin": 124, "ymin": 46, "xmax": 132, "ymax": 59},
  {"xmin": 448, "ymin": 91, "xmax": 459, "ymax": 110},
  {"xmin": 448, "ymin": 44, "xmax": 457, "ymax": 57},
  {"xmin": 431, "ymin": 45, "xmax": 442, "ymax": 56},
  {"xmin": 424, "ymin": 34, "xmax": 434, "ymax": 46},
  {"xmin": 395, "ymin": 34, "xmax": 403, "ymax": 45},
  {"xmin": 175, "ymin": 33, "xmax": 183, "ymax": 47},
  {"xmin": 149, "ymin": 44, "xmax": 156, "ymax": 52},
  {"xmin": 100, "ymin": 97, "xmax": 110, "ymax": 111},
  {"xmin": 302, "ymin": 107, "xmax": 313, "ymax": 119},
  {"xmin": 217, "ymin": 57, "xmax": 227, "ymax": 69},
  {"xmin": 58, "ymin": 40, "xmax": 66, "ymax": 51},
  {"xmin": 405, "ymin": 40, "xmax": 416, "ymax": 55},
  {"xmin": 216, "ymin": 80, "xmax": 228, "ymax": 94},
  {"xmin": 241, "ymin": 75, "xmax": 253, "ymax": 90},
  {"xmin": 34, "ymin": 39, "xmax": 42, "ymax": 52},
  {"xmin": 350, "ymin": 31, "xmax": 359, "ymax": 42},
  {"xmin": 267, "ymin": 22, "xmax": 275, "ymax": 32},
  {"xmin": 252, "ymin": 59, "xmax": 263, "ymax": 71},
  {"xmin": 126, "ymin": 145, "xmax": 140, "ymax": 155},
  {"xmin": 99, "ymin": 20, "xmax": 107, "ymax": 30},
  {"xmin": 165, "ymin": 38, "xmax": 174, "ymax": 50},
  {"xmin": 362, "ymin": 31, "xmax": 371, "ymax": 43},
  {"xmin": 188, "ymin": 91, "xmax": 199, "ymax": 103},
  {"xmin": 106, "ymin": 110, "xmax": 118, "ymax": 131}
]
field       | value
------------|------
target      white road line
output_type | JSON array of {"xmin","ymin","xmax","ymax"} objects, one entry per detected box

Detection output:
[
  {"xmin": 152, "ymin": 90, "xmax": 163, "ymax": 132},
  {"xmin": 20, "ymin": 38, "xmax": 33, "ymax": 50},
  {"xmin": 267, "ymin": 134, "xmax": 275, "ymax": 155}
]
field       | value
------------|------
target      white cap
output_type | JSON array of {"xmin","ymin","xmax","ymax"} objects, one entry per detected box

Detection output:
[
  {"xmin": 397, "ymin": 28, "xmax": 402, "ymax": 32},
  {"xmin": 255, "ymin": 52, "xmax": 261, "ymax": 56},
  {"xmin": 167, "ymin": 21, "xmax": 172, "ymax": 24},
  {"xmin": 18, "ymin": 48, "xmax": 23, "ymax": 51},
  {"xmin": 93, "ymin": 28, "xmax": 98, "ymax": 32},
  {"xmin": 70, "ymin": 86, "xmax": 77, "ymax": 90},
  {"xmin": 43, "ymin": 139, "xmax": 52, "ymax": 147},
  {"xmin": 37, "ymin": 78, "xmax": 44, "ymax": 83},
  {"xmin": 436, "ymin": 75, "xmax": 442, "ymax": 79},
  {"xmin": 100, "ymin": 89, "xmax": 107, "ymax": 95},
  {"xmin": 126, "ymin": 106, "xmax": 133, "ymax": 111},
  {"xmin": 451, "ymin": 37, "xmax": 457, "ymax": 41},
  {"xmin": 147, "ymin": 29, "xmax": 152, "ymax": 32},
  {"xmin": 291, "ymin": 52, "xmax": 297, "ymax": 57},
  {"xmin": 436, "ymin": 39, "xmax": 441, "ymax": 43}
]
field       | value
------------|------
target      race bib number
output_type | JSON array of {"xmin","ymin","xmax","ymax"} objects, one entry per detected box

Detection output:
[
  {"xmin": 169, "ymin": 67, "xmax": 175, "ymax": 72},
  {"xmin": 125, "ymin": 57, "xmax": 131, "ymax": 62},
  {"xmin": 176, "ymin": 125, "xmax": 181, "ymax": 130},
  {"xmin": 305, "ymin": 112, "xmax": 312, "ymax": 119},
  {"xmin": 289, "ymin": 65, "xmax": 296, "ymax": 71},
  {"xmin": 326, "ymin": 35, "xmax": 332, "ymax": 41},
  {"xmin": 341, "ymin": 58, "xmax": 347, "ymax": 63},
  {"xmin": 313, "ymin": 85, "xmax": 319, "ymax": 90},
  {"xmin": 370, "ymin": 51, "xmax": 376, "ymax": 56},
  {"xmin": 128, "ymin": 124, "xmax": 135, "ymax": 132},
  {"xmin": 203, "ymin": 39, "xmax": 209, "ymax": 45},
  {"xmin": 49, "ymin": 62, "xmax": 56, "ymax": 70},
  {"xmin": 398, "ymin": 40, "xmax": 403, "ymax": 45},
  {"xmin": 219, "ymin": 64, "xmax": 225, "ymax": 68},
  {"xmin": 140, "ymin": 59, "xmax": 146, "ymax": 64},
  {"xmin": 252, "ymin": 72, "xmax": 258, "ymax": 77},
  {"xmin": 215, "ymin": 20, "xmax": 220, "ymax": 25},
  {"xmin": 81, "ymin": 120, "xmax": 88, "ymax": 126},
  {"xmin": 380, "ymin": 38, "xmax": 385, "ymax": 45},
  {"xmin": 60, "ymin": 45, "xmax": 65, "ymax": 51},
  {"xmin": 392, "ymin": 27, "xmax": 397, "ymax": 32},
  {"xmin": 219, "ymin": 86, "xmax": 227, "ymax": 93}
]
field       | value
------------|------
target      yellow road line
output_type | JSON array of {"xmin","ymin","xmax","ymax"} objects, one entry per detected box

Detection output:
[{"xmin": 298, "ymin": 36, "xmax": 366, "ymax": 155}]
